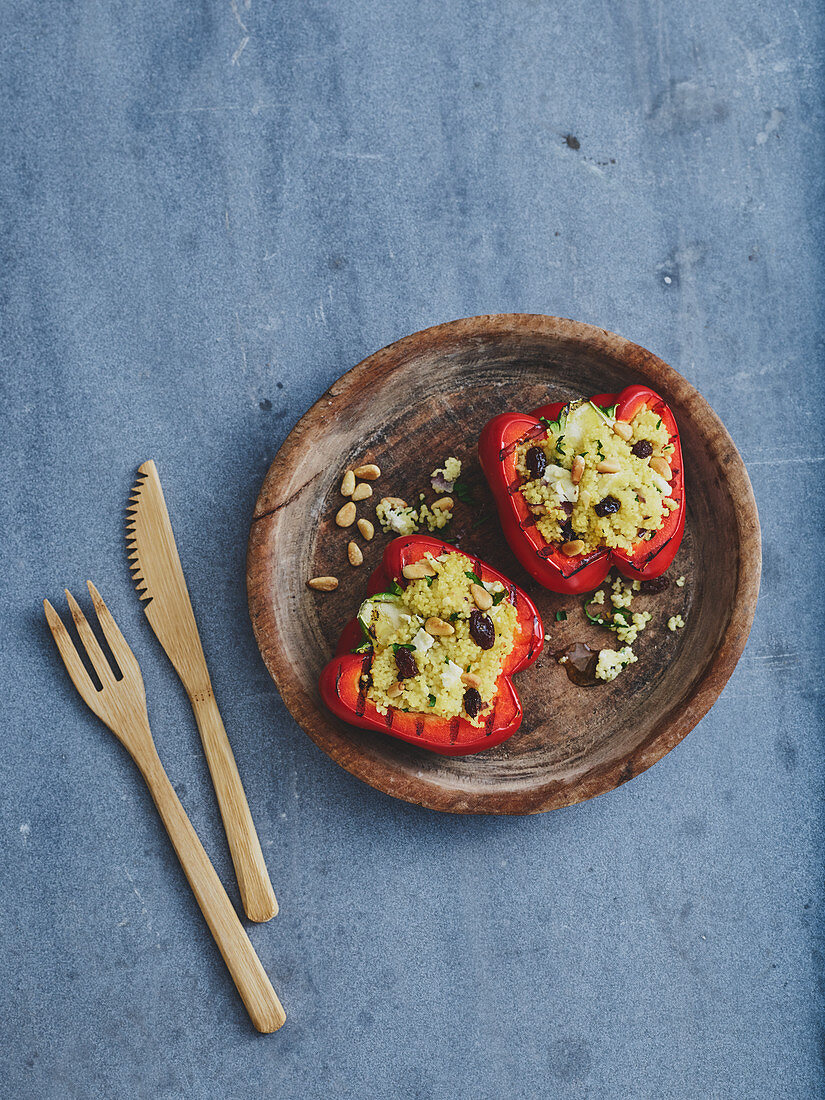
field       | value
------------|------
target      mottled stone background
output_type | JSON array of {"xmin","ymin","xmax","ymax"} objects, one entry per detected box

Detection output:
[{"xmin": 2, "ymin": 1, "xmax": 822, "ymax": 1097}]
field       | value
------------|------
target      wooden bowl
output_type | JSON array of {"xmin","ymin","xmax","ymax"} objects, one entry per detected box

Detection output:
[{"xmin": 247, "ymin": 315, "xmax": 761, "ymax": 814}]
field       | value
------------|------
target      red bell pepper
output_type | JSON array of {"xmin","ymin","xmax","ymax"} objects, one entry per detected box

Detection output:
[
  {"xmin": 319, "ymin": 535, "xmax": 544, "ymax": 755},
  {"xmin": 478, "ymin": 384, "xmax": 685, "ymax": 594}
]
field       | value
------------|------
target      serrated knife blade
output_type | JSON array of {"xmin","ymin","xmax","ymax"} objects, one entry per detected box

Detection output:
[{"xmin": 127, "ymin": 460, "xmax": 278, "ymax": 922}]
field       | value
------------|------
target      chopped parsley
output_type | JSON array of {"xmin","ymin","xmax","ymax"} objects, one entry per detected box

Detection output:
[
  {"xmin": 584, "ymin": 601, "xmax": 608, "ymax": 626},
  {"xmin": 392, "ymin": 642, "xmax": 416, "ymax": 653},
  {"xmin": 425, "ymin": 575, "xmax": 435, "ymax": 587},
  {"xmin": 453, "ymin": 480, "xmax": 476, "ymax": 506},
  {"xmin": 491, "ymin": 590, "xmax": 507, "ymax": 606},
  {"xmin": 555, "ymin": 610, "xmax": 568, "ymax": 622},
  {"xmin": 465, "ymin": 570, "xmax": 483, "ymax": 586},
  {"xmin": 427, "ymin": 694, "xmax": 437, "ymax": 706},
  {"xmin": 555, "ymin": 435, "xmax": 566, "ymax": 455},
  {"xmin": 387, "ymin": 580, "xmax": 403, "ymax": 596},
  {"xmin": 656, "ymin": 418, "xmax": 662, "ymax": 429}
]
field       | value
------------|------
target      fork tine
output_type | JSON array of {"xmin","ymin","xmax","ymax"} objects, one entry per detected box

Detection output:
[
  {"xmin": 86, "ymin": 581, "xmax": 140, "ymax": 678},
  {"xmin": 43, "ymin": 599, "xmax": 99, "ymax": 706},
  {"xmin": 65, "ymin": 588, "xmax": 115, "ymax": 685}
]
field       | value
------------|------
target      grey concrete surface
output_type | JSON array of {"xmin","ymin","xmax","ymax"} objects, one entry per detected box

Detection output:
[{"xmin": 1, "ymin": 1, "xmax": 822, "ymax": 1097}]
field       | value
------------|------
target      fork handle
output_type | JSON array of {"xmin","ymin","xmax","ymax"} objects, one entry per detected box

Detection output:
[
  {"xmin": 138, "ymin": 746, "xmax": 286, "ymax": 1033},
  {"xmin": 189, "ymin": 690, "xmax": 278, "ymax": 922}
]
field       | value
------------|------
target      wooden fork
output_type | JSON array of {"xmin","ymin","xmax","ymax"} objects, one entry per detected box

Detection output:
[{"xmin": 44, "ymin": 582, "xmax": 286, "ymax": 1034}]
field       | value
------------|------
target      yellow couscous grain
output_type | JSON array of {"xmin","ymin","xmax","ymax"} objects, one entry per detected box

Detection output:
[{"xmin": 363, "ymin": 550, "xmax": 517, "ymax": 726}]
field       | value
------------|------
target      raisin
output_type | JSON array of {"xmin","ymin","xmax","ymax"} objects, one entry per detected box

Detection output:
[
  {"xmin": 560, "ymin": 518, "xmax": 576, "ymax": 543},
  {"xmin": 594, "ymin": 495, "xmax": 621, "ymax": 517},
  {"xmin": 638, "ymin": 576, "xmax": 670, "ymax": 594},
  {"xmin": 631, "ymin": 440, "xmax": 653, "ymax": 459},
  {"xmin": 463, "ymin": 687, "xmax": 482, "ymax": 717},
  {"xmin": 469, "ymin": 609, "xmax": 495, "ymax": 650},
  {"xmin": 560, "ymin": 501, "xmax": 574, "ymax": 516},
  {"xmin": 526, "ymin": 446, "xmax": 546, "ymax": 480},
  {"xmin": 394, "ymin": 647, "xmax": 418, "ymax": 680}
]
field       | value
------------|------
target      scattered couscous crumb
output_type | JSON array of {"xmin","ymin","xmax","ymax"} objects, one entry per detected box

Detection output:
[
  {"xmin": 431, "ymin": 457, "xmax": 462, "ymax": 492},
  {"xmin": 675, "ymin": 575, "xmax": 686, "ymax": 587},
  {"xmin": 595, "ymin": 646, "xmax": 638, "ymax": 682},
  {"xmin": 376, "ymin": 496, "xmax": 456, "ymax": 536},
  {"xmin": 376, "ymin": 498, "xmax": 420, "ymax": 536},
  {"xmin": 668, "ymin": 614, "xmax": 686, "ymax": 631},
  {"xmin": 591, "ymin": 589, "xmax": 605, "ymax": 605}
]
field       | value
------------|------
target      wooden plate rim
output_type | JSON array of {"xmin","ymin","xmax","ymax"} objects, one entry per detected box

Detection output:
[{"xmin": 246, "ymin": 314, "xmax": 762, "ymax": 814}]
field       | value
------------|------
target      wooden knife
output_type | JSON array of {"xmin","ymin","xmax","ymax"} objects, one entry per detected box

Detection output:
[{"xmin": 127, "ymin": 459, "xmax": 278, "ymax": 922}]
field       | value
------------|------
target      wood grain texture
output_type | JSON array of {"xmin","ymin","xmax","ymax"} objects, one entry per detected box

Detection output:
[
  {"xmin": 247, "ymin": 315, "xmax": 761, "ymax": 815},
  {"xmin": 128, "ymin": 460, "xmax": 278, "ymax": 922},
  {"xmin": 44, "ymin": 584, "xmax": 286, "ymax": 1033}
]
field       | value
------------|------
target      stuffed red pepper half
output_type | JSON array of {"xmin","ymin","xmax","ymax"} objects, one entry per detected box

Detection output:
[
  {"xmin": 319, "ymin": 535, "xmax": 544, "ymax": 755},
  {"xmin": 479, "ymin": 385, "xmax": 685, "ymax": 594}
]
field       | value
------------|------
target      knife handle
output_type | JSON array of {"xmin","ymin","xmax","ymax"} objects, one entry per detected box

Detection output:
[
  {"xmin": 137, "ymin": 745, "xmax": 285, "ymax": 1032},
  {"xmin": 190, "ymin": 689, "xmax": 278, "ymax": 923}
]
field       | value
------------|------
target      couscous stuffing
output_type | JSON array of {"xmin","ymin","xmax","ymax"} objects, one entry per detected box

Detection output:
[
  {"xmin": 357, "ymin": 550, "xmax": 518, "ymax": 725},
  {"xmin": 516, "ymin": 399, "xmax": 678, "ymax": 553}
]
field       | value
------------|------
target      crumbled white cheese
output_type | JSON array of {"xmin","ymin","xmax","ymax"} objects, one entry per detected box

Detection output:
[
  {"xmin": 411, "ymin": 627, "xmax": 434, "ymax": 655},
  {"xmin": 542, "ymin": 463, "xmax": 579, "ymax": 503},
  {"xmin": 441, "ymin": 660, "xmax": 464, "ymax": 690}
]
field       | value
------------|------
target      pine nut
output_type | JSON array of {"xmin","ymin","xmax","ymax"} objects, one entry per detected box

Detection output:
[
  {"xmin": 596, "ymin": 458, "xmax": 621, "ymax": 474},
  {"xmin": 354, "ymin": 463, "xmax": 381, "ymax": 480},
  {"xmin": 307, "ymin": 576, "xmax": 338, "ymax": 591},
  {"xmin": 347, "ymin": 541, "xmax": 363, "ymax": 566},
  {"xmin": 470, "ymin": 583, "xmax": 493, "ymax": 611},
  {"xmin": 381, "ymin": 496, "xmax": 407, "ymax": 509},
  {"xmin": 649, "ymin": 457, "xmax": 672, "ymax": 480},
  {"xmin": 357, "ymin": 518, "xmax": 374, "ymax": 541},
  {"xmin": 571, "ymin": 455, "xmax": 585, "ymax": 484},
  {"xmin": 561, "ymin": 539, "xmax": 585, "ymax": 557},
  {"xmin": 613, "ymin": 420, "xmax": 633, "ymax": 440},
  {"xmin": 403, "ymin": 560, "xmax": 437, "ymax": 580},
  {"xmin": 386, "ymin": 681, "xmax": 403, "ymax": 699},
  {"xmin": 340, "ymin": 470, "xmax": 356, "ymax": 496},
  {"xmin": 351, "ymin": 482, "xmax": 372, "ymax": 502},
  {"xmin": 433, "ymin": 496, "xmax": 454, "ymax": 511},
  {"xmin": 425, "ymin": 616, "xmax": 454, "ymax": 637},
  {"xmin": 461, "ymin": 672, "xmax": 482, "ymax": 689},
  {"xmin": 335, "ymin": 501, "xmax": 357, "ymax": 527}
]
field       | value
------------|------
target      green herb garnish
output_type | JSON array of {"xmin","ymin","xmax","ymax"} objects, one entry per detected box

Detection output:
[
  {"xmin": 540, "ymin": 407, "xmax": 568, "ymax": 435},
  {"xmin": 656, "ymin": 418, "xmax": 662, "ymax": 429},
  {"xmin": 555, "ymin": 610, "xmax": 568, "ymax": 621},
  {"xmin": 449, "ymin": 612, "xmax": 459, "ymax": 622},
  {"xmin": 387, "ymin": 580, "xmax": 403, "ymax": 596},
  {"xmin": 465, "ymin": 570, "xmax": 483, "ymax": 585},
  {"xmin": 612, "ymin": 607, "xmax": 632, "ymax": 625},
  {"xmin": 428, "ymin": 694, "xmax": 436, "ymax": 706},
  {"xmin": 584, "ymin": 601, "xmax": 608, "ymax": 626},
  {"xmin": 491, "ymin": 590, "xmax": 507, "ymax": 606},
  {"xmin": 453, "ymin": 480, "xmax": 476, "ymax": 506},
  {"xmin": 555, "ymin": 435, "xmax": 566, "ymax": 455},
  {"xmin": 425, "ymin": 575, "xmax": 435, "ymax": 587},
  {"xmin": 392, "ymin": 643, "xmax": 416, "ymax": 653}
]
